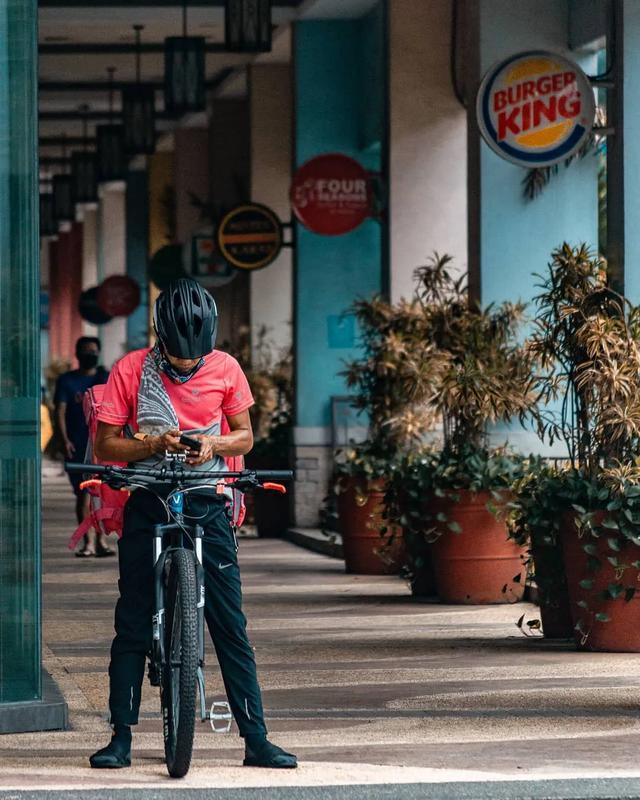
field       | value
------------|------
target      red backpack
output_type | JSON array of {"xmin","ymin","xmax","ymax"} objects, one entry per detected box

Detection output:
[
  {"xmin": 67, "ymin": 384, "xmax": 246, "ymax": 551},
  {"xmin": 67, "ymin": 384, "xmax": 128, "ymax": 551}
]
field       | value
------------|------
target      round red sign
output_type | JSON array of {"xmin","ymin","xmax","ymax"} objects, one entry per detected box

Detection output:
[
  {"xmin": 291, "ymin": 153, "xmax": 372, "ymax": 236},
  {"xmin": 96, "ymin": 275, "xmax": 141, "ymax": 317}
]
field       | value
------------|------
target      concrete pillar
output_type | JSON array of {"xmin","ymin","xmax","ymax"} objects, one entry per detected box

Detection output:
[
  {"xmin": 467, "ymin": 0, "xmax": 598, "ymax": 310},
  {"xmin": 81, "ymin": 206, "xmax": 98, "ymax": 337},
  {"xmin": 208, "ymin": 98, "xmax": 250, "ymax": 351},
  {"xmin": 466, "ymin": 0, "xmax": 599, "ymax": 453},
  {"xmin": 126, "ymin": 170, "xmax": 149, "ymax": 351},
  {"xmin": 292, "ymin": 13, "xmax": 385, "ymax": 527},
  {"xmin": 175, "ymin": 127, "xmax": 210, "ymax": 244},
  {"xmin": 98, "ymin": 182, "xmax": 127, "ymax": 368},
  {"xmin": 249, "ymin": 63, "xmax": 293, "ymax": 360},
  {"xmin": 388, "ymin": 0, "xmax": 467, "ymax": 302}
]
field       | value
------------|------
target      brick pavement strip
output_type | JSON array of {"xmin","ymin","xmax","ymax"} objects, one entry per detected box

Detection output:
[{"xmin": 3, "ymin": 463, "xmax": 640, "ymax": 794}]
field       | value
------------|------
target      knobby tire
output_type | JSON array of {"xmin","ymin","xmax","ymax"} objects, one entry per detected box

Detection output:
[{"xmin": 162, "ymin": 549, "xmax": 199, "ymax": 778}]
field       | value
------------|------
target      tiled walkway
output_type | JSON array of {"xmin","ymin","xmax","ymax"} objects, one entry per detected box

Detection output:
[{"xmin": 3, "ymin": 464, "xmax": 640, "ymax": 792}]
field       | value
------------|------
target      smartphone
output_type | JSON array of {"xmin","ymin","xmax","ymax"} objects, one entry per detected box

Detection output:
[{"xmin": 179, "ymin": 433, "xmax": 202, "ymax": 452}]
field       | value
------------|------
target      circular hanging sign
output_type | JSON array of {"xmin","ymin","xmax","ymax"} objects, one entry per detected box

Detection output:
[
  {"xmin": 182, "ymin": 226, "xmax": 238, "ymax": 288},
  {"xmin": 96, "ymin": 275, "xmax": 141, "ymax": 317},
  {"xmin": 291, "ymin": 153, "xmax": 372, "ymax": 236},
  {"xmin": 78, "ymin": 287, "xmax": 112, "ymax": 325},
  {"xmin": 476, "ymin": 51, "xmax": 596, "ymax": 168},
  {"xmin": 217, "ymin": 204, "xmax": 283, "ymax": 271}
]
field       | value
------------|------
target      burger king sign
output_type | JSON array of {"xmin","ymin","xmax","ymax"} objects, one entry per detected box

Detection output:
[{"xmin": 477, "ymin": 51, "xmax": 596, "ymax": 168}]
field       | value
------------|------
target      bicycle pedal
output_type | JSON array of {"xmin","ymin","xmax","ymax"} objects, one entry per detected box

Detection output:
[{"xmin": 208, "ymin": 700, "xmax": 232, "ymax": 734}]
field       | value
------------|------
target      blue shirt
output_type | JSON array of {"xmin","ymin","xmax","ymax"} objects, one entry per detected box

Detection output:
[{"xmin": 54, "ymin": 368, "xmax": 109, "ymax": 457}]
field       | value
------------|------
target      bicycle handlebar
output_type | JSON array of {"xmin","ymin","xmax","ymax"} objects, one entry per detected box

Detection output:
[{"xmin": 65, "ymin": 462, "xmax": 293, "ymax": 484}]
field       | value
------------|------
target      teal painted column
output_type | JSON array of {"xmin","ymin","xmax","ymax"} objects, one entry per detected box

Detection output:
[
  {"xmin": 0, "ymin": 0, "xmax": 41, "ymax": 704},
  {"xmin": 126, "ymin": 169, "xmax": 149, "ymax": 350},
  {"xmin": 466, "ymin": 0, "xmax": 600, "ymax": 456},
  {"xmin": 470, "ymin": 0, "xmax": 599, "ymax": 310},
  {"xmin": 619, "ymin": 1, "xmax": 640, "ymax": 302},
  {"xmin": 292, "ymin": 11, "xmax": 385, "ymax": 525}
]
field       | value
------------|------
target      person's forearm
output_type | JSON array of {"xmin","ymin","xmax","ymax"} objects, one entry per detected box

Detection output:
[
  {"xmin": 95, "ymin": 435, "xmax": 155, "ymax": 463},
  {"xmin": 56, "ymin": 407, "xmax": 68, "ymax": 442},
  {"xmin": 208, "ymin": 429, "xmax": 253, "ymax": 458}
]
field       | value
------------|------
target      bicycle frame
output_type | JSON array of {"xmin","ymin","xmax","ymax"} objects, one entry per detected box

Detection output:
[{"xmin": 151, "ymin": 489, "xmax": 220, "ymax": 729}]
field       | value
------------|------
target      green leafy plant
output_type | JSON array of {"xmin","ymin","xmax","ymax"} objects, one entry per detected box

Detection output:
[{"xmin": 512, "ymin": 243, "xmax": 640, "ymax": 640}]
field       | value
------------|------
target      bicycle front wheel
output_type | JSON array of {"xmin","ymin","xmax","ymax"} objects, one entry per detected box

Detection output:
[{"xmin": 161, "ymin": 548, "xmax": 199, "ymax": 778}]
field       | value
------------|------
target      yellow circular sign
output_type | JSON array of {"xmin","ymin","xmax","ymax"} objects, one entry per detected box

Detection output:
[{"xmin": 217, "ymin": 204, "xmax": 283, "ymax": 271}]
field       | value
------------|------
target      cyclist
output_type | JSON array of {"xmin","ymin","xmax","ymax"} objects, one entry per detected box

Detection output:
[{"xmin": 89, "ymin": 278, "xmax": 297, "ymax": 770}]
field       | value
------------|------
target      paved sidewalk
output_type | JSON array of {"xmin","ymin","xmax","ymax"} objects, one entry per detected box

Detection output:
[{"xmin": 3, "ymin": 465, "xmax": 640, "ymax": 795}]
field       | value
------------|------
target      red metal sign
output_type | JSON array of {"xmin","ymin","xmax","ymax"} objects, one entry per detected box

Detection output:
[
  {"xmin": 290, "ymin": 153, "xmax": 372, "ymax": 236},
  {"xmin": 96, "ymin": 275, "xmax": 141, "ymax": 317}
]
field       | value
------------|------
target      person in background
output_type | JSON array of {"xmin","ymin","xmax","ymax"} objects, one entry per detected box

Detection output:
[{"xmin": 54, "ymin": 336, "xmax": 112, "ymax": 557}]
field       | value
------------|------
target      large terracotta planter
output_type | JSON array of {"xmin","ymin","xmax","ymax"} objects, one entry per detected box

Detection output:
[
  {"xmin": 530, "ymin": 539, "xmax": 573, "ymax": 639},
  {"xmin": 337, "ymin": 477, "xmax": 405, "ymax": 575},
  {"xmin": 430, "ymin": 491, "xmax": 527, "ymax": 604},
  {"xmin": 562, "ymin": 512, "xmax": 640, "ymax": 652},
  {"xmin": 403, "ymin": 528, "xmax": 437, "ymax": 597}
]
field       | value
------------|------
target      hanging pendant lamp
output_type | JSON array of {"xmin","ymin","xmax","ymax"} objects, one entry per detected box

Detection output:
[
  {"xmin": 71, "ymin": 103, "xmax": 98, "ymax": 203},
  {"xmin": 122, "ymin": 25, "xmax": 156, "ymax": 155},
  {"xmin": 96, "ymin": 67, "xmax": 127, "ymax": 183},
  {"xmin": 225, "ymin": 0, "xmax": 272, "ymax": 53},
  {"xmin": 164, "ymin": 1, "xmax": 206, "ymax": 117}
]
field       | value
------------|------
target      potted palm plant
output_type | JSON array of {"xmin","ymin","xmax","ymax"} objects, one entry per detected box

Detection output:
[
  {"xmin": 385, "ymin": 254, "xmax": 541, "ymax": 604},
  {"xmin": 337, "ymin": 297, "xmax": 442, "ymax": 574},
  {"xmin": 521, "ymin": 243, "xmax": 640, "ymax": 651}
]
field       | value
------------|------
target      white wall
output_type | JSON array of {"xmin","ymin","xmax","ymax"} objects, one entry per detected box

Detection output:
[
  {"xmin": 388, "ymin": 0, "xmax": 468, "ymax": 302},
  {"xmin": 249, "ymin": 63, "xmax": 293, "ymax": 362},
  {"xmin": 98, "ymin": 183, "xmax": 127, "ymax": 368}
]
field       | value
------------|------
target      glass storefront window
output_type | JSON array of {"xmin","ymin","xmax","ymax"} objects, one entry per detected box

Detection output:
[{"xmin": 0, "ymin": 0, "xmax": 41, "ymax": 704}]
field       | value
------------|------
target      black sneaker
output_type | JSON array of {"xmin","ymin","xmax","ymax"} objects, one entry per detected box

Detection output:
[
  {"xmin": 244, "ymin": 737, "xmax": 297, "ymax": 769},
  {"xmin": 89, "ymin": 737, "xmax": 132, "ymax": 769}
]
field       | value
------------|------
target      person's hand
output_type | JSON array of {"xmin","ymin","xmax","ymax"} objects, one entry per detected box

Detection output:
[
  {"xmin": 186, "ymin": 434, "xmax": 216, "ymax": 466},
  {"xmin": 64, "ymin": 438, "xmax": 76, "ymax": 458},
  {"xmin": 148, "ymin": 429, "xmax": 190, "ymax": 456}
]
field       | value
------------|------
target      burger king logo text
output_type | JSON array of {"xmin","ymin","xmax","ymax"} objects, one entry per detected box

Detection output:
[{"xmin": 477, "ymin": 51, "xmax": 596, "ymax": 168}]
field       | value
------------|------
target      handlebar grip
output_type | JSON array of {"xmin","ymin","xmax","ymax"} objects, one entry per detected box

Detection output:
[
  {"xmin": 253, "ymin": 470, "xmax": 294, "ymax": 480},
  {"xmin": 65, "ymin": 462, "xmax": 109, "ymax": 474}
]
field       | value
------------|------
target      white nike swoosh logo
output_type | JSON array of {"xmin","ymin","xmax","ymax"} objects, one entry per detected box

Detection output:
[{"xmin": 218, "ymin": 562, "xmax": 233, "ymax": 570}]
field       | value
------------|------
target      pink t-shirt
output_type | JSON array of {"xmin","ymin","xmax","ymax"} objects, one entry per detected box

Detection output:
[{"xmin": 98, "ymin": 348, "xmax": 254, "ymax": 433}]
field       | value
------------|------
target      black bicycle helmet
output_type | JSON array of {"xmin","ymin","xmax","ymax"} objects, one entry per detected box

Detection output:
[{"xmin": 154, "ymin": 278, "xmax": 218, "ymax": 358}]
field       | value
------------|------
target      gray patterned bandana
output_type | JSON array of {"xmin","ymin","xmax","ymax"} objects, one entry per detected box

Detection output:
[{"xmin": 137, "ymin": 345, "xmax": 181, "ymax": 436}]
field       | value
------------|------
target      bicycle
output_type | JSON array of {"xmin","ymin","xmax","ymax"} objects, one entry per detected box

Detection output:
[{"xmin": 65, "ymin": 459, "xmax": 293, "ymax": 778}]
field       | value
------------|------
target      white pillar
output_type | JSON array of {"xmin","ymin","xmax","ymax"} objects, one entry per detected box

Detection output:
[
  {"xmin": 388, "ymin": 0, "xmax": 467, "ymax": 302},
  {"xmin": 98, "ymin": 183, "xmax": 127, "ymax": 368},
  {"xmin": 81, "ymin": 205, "xmax": 99, "ymax": 336},
  {"xmin": 249, "ymin": 64, "xmax": 293, "ymax": 361}
]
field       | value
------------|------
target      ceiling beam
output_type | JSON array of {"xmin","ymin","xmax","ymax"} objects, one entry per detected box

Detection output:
[
  {"xmin": 40, "ymin": 42, "xmax": 233, "ymax": 55},
  {"xmin": 39, "ymin": 67, "xmax": 232, "ymax": 93},
  {"xmin": 40, "ymin": 136, "xmax": 97, "ymax": 146},
  {"xmin": 39, "ymin": 109, "xmax": 173, "ymax": 120},
  {"xmin": 38, "ymin": 0, "xmax": 300, "ymax": 5}
]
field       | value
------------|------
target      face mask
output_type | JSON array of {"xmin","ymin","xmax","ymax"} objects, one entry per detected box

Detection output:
[
  {"xmin": 161, "ymin": 357, "xmax": 204, "ymax": 384},
  {"xmin": 78, "ymin": 353, "xmax": 99, "ymax": 370}
]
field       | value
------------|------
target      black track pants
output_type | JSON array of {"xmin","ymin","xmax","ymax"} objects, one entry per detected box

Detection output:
[{"xmin": 108, "ymin": 490, "xmax": 267, "ymax": 737}]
